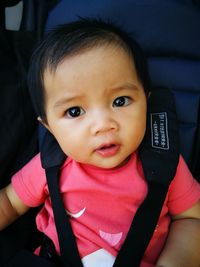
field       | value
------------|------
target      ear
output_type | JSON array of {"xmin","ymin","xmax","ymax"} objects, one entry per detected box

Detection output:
[{"xmin": 37, "ymin": 116, "xmax": 52, "ymax": 133}]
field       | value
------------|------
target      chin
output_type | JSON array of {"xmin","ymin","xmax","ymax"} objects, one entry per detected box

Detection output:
[{"xmin": 95, "ymin": 158, "xmax": 129, "ymax": 169}]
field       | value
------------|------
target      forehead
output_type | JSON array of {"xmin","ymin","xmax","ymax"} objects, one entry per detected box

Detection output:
[{"xmin": 44, "ymin": 44, "xmax": 137, "ymax": 86}]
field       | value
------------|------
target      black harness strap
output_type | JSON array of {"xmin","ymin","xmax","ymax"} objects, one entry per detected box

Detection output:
[
  {"xmin": 46, "ymin": 167, "xmax": 83, "ymax": 267},
  {"xmin": 114, "ymin": 183, "xmax": 168, "ymax": 267},
  {"xmin": 41, "ymin": 133, "xmax": 83, "ymax": 267},
  {"xmin": 41, "ymin": 87, "xmax": 179, "ymax": 267}
]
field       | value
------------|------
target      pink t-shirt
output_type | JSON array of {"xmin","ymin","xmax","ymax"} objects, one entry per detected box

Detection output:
[{"xmin": 12, "ymin": 152, "xmax": 200, "ymax": 267}]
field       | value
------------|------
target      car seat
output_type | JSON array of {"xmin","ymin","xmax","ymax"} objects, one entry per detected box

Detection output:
[{"xmin": 45, "ymin": 0, "xmax": 200, "ymax": 181}]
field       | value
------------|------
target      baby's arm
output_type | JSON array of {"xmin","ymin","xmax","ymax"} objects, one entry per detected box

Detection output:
[
  {"xmin": 156, "ymin": 200, "xmax": 200, "ymax": 267},
  {"xmin": 0, "ymin": 184, "xmax": 29, "ymax": 230}
]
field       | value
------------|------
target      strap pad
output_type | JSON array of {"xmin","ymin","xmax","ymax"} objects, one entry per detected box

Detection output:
[{"xmin": 140, "ymin": 86, "xmax": 180, "ymax": 185}]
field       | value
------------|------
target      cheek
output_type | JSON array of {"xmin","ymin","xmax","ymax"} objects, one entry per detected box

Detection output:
[
  {"xmin": 125, "ymin": 106, "xmax": 147, "ymax": 141},
  {"xmin": 53, "ymin": 128, "xmax": 88, "ymax": 160},
  {"xmin": 136, "ymin": 111, "xmax": 147, "ymax": 139},
  {"xmin": 55, "ymin": 131, "xmax": 76, "ymax": 151}
]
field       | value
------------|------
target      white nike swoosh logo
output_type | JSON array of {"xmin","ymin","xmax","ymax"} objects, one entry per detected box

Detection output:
[{"xmin": 66, "ymin": 207, "xmax": 86, "ymax": 218}]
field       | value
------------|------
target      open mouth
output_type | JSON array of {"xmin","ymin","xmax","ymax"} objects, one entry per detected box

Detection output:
[
  {"xmin": 100, "ymin": 144, "xmax": 116, "ymax": 149},
  {"xmin": 95, "ymin": 144, "xmax": 120, "ymax": 157}
]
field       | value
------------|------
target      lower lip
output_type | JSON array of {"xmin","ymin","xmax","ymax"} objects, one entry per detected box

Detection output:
[{"xmin": 95, "ymin": 145, "xmax": 120, "ymax": 157}]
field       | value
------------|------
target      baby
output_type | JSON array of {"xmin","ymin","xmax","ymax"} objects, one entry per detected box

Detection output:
[{"xmin": 0, "ymin": 18, "xmax": 200, "ymax": 267}]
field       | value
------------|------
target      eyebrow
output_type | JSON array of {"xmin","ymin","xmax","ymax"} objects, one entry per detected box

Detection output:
[
  {"xmin": 109, "ymin": 83, "xmax": 139, "ymax": 92},
  {"xmin": 53, "ymin": 95, "xmax": 81, "ymax": 109}
]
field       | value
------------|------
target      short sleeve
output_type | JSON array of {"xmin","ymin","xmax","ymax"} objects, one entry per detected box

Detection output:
[
  {"xmin": 12, "ymin": 153, "xmax": 48, "ymax": 207},
  {"xmin": 168, "ymin": 155, "xmax": 200, "ymax": 215}
]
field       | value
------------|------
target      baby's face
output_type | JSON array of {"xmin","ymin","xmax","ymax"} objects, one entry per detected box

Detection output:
[{"xmin": 43, "ymin": 45, "xmax": 147, "ymax": 169}]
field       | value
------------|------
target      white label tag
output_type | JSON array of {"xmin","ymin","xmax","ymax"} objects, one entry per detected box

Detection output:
[{"xmin": 151, "ymin": 112, "xmax": 169, "ymax": 150}]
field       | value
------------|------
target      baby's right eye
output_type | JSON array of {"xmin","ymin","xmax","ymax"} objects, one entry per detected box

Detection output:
[{"xmin": 65, "ymin": 106, "xmax": 85, "ymax": 118}]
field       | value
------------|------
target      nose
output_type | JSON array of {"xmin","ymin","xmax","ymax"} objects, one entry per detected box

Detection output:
[{"xmin": 90, "ymin": 110, "xmax": 119, "ymax": 135}]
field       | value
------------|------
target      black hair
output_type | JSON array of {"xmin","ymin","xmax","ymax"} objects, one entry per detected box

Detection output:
[{"xmin": 28, "ymin": 18, "xmax": 150, "ymax": 123}]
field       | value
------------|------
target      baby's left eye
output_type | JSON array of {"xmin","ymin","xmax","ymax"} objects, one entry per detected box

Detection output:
[{"xmin": 112, "ymin": 96, "xmax": 132, "ymax": 107}]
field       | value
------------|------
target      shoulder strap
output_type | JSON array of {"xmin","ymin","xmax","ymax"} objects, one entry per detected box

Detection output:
[
  {"xmin": 41, "ymin": 132, "xmax": 83, "ymax": 267},
  {"xmin": 41, "ymin": 87, "xmax": 179, "ymax": 267},
  {"xmin": 114, "ymin": 87, "xmax": 180, "ymax": 266}
]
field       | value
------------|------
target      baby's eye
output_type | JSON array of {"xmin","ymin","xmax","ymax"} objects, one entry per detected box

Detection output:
[
  {"xmin": 65, "ymin": 106, "xmax": 85, "ymax": 118},
  {"xmin": 112, "ymin": 96, "xmax": 132, "ymax": 107}
]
